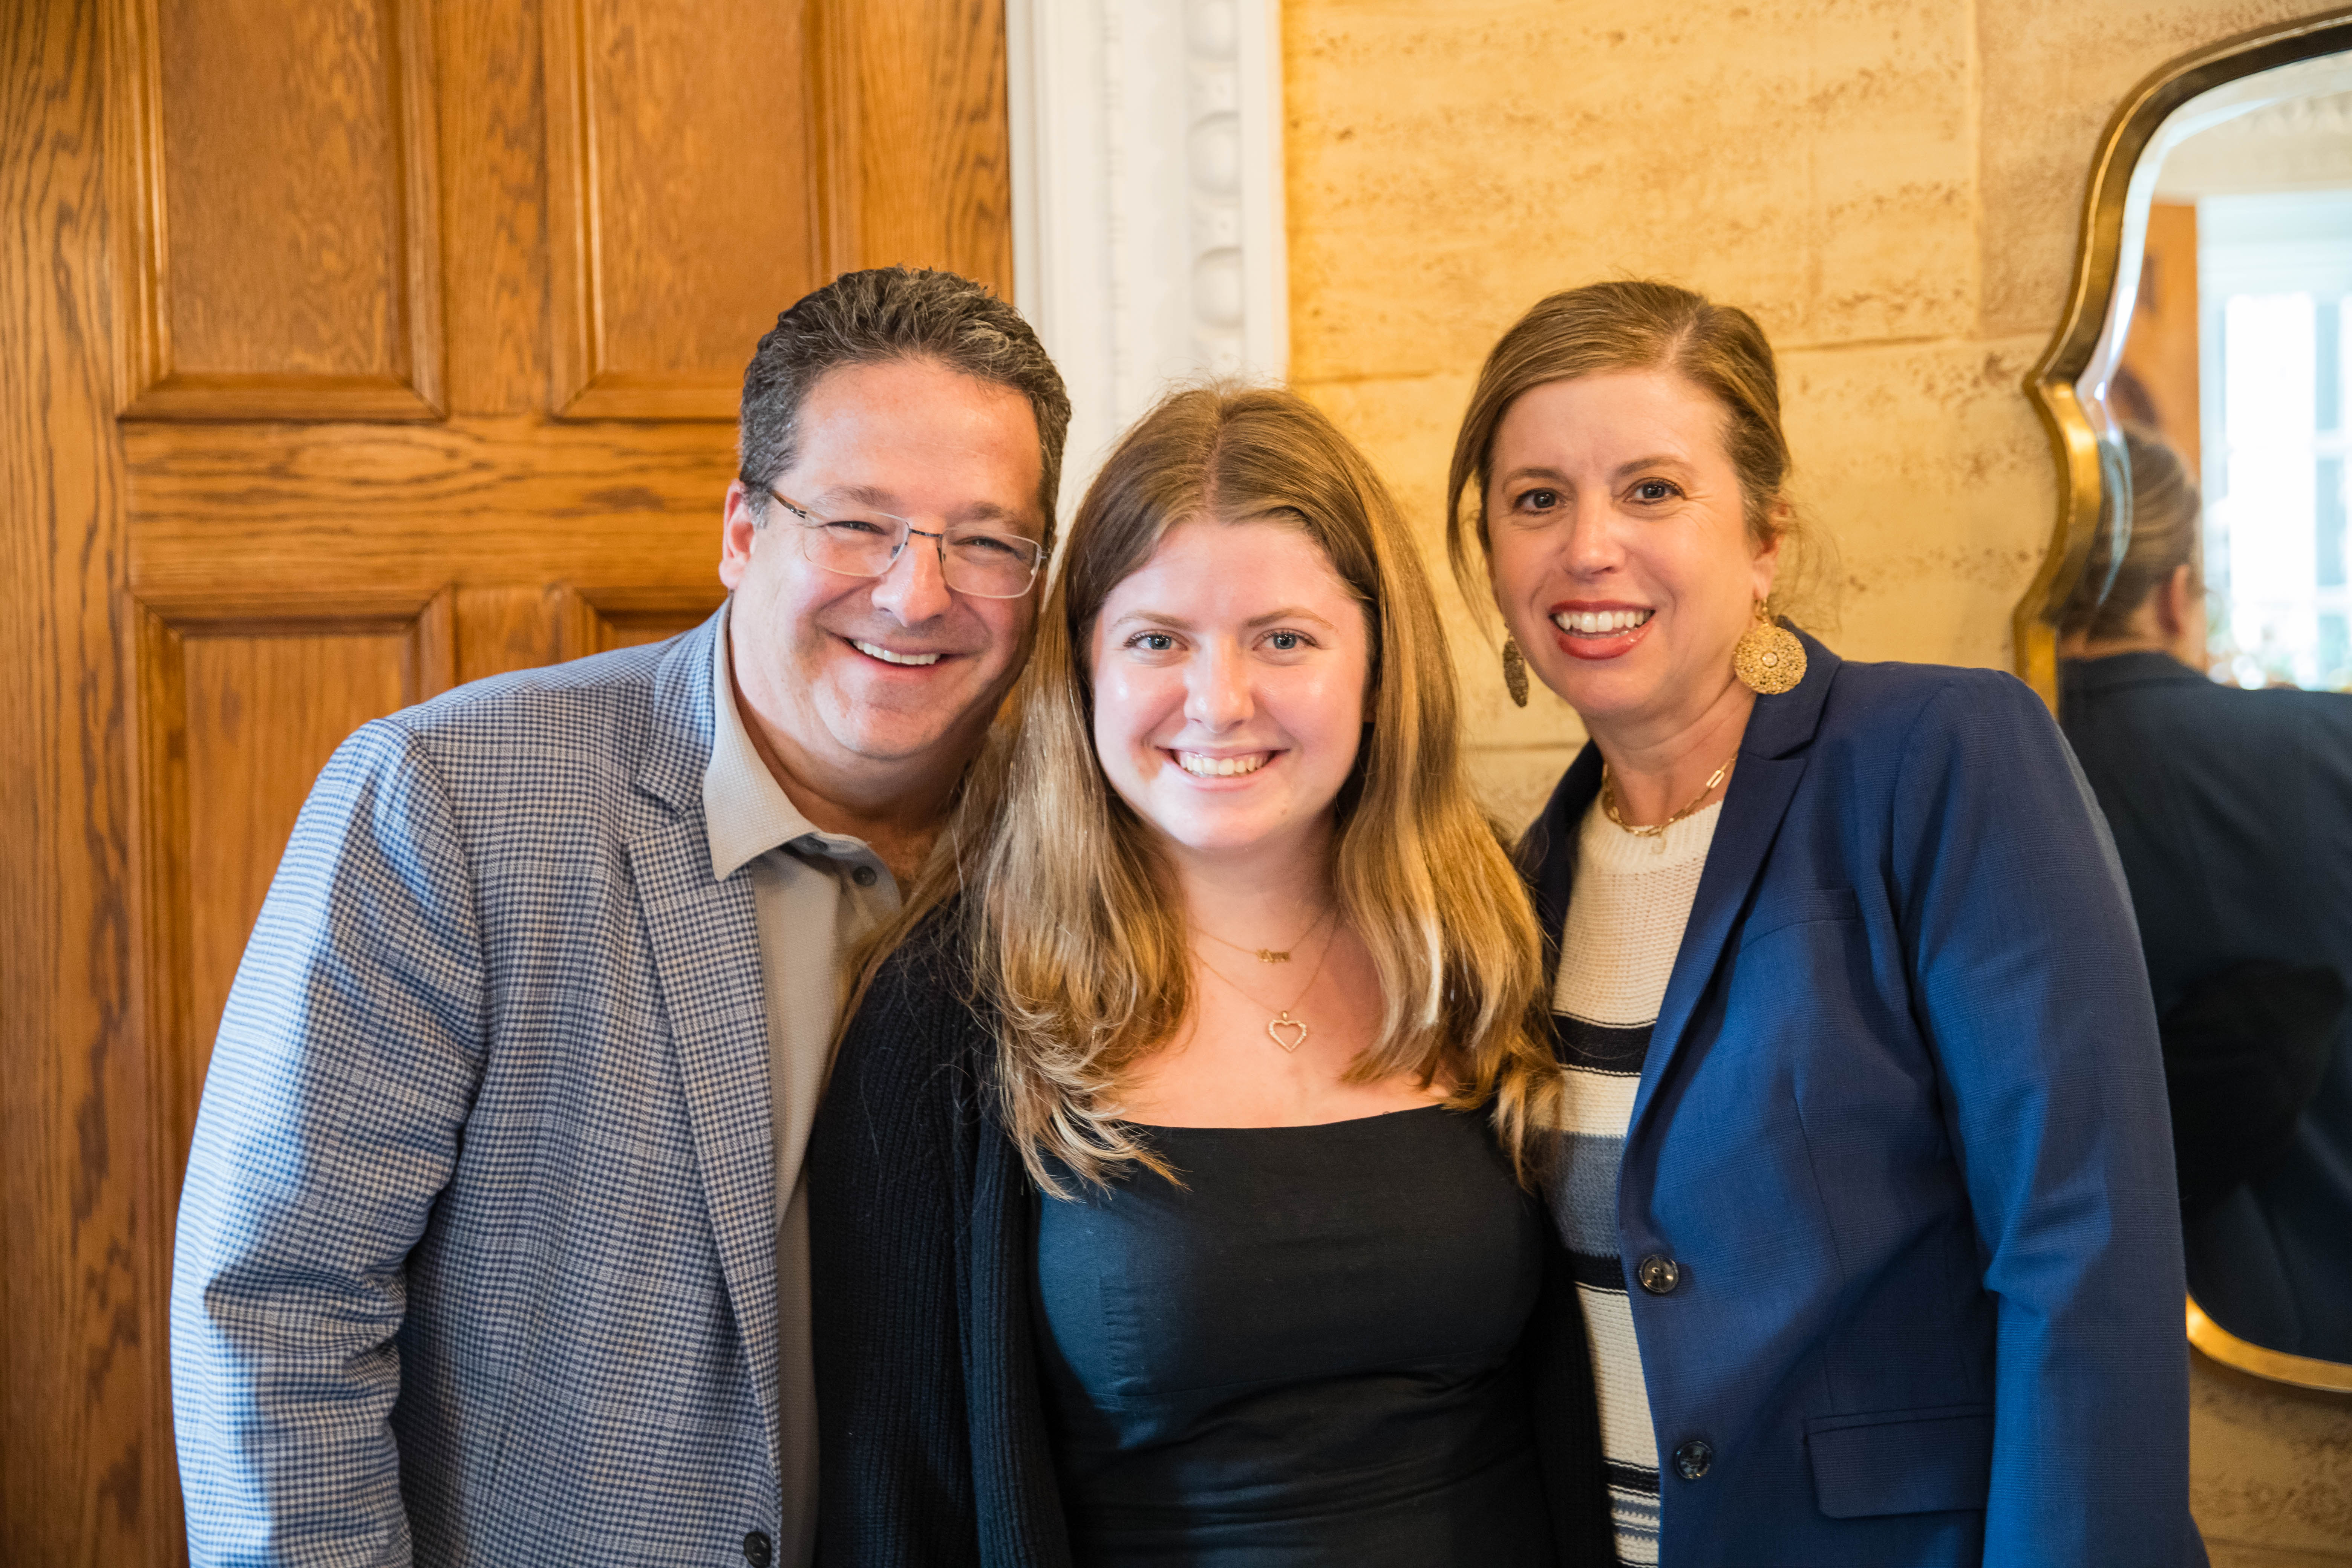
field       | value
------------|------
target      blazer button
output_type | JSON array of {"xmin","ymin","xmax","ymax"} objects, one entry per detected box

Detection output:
[
  {"xmin": 1672, "ymin": 1439, "xmax": 1714, "ymax": 1481},
  {"xmin": 1636, "ymin": 1254, "xmax": 1682, "ymax": 1294},
  {"xmin": 743, "ymin": 1530, "xmax": 773, "ymax": 1567}
]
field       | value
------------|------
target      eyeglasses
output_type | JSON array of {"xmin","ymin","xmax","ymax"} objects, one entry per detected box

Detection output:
[{"xmin": 758, "ymin": 486, "xmax": 1044, "ymax": 600}]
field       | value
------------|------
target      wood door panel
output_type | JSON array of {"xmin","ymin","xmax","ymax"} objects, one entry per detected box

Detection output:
[
  {"xmin": 457, "ymin": 583, "xmax": 567, "ymax": 683},
  {"xmin": 114, "ymin": 0, "xmax": 443, "ymax": 420},
  {"xmin": 134, "ymin": 589, "xmax": 457, "ymax": 1193},
  {"xmin": 123, "ymin": 417, "xmax": 733, "ymax": 592},
  {"xmin": 545, "ymin": 0, "xmax": 820, "ymax": 420},
  {"xmin": 457, "ymin": 583, "xmax": 724, "ymax": 678},
  {"xmin": 436, "ymin": 0, "xmax": 551, "ymax": 418},
  {"xmin": 813, "ymin": 0, "xmax": 1012, "ymax": 291},
  {"xmin": 561, "ymin": 583, "xmax": 729, "ymax": 657},
  {"xmin": 4, "ymin": 4, "xmax": 164, "ymax": 1560}
]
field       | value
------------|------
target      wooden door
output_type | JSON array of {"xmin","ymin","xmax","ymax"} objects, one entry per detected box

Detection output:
[{"xmin": 1, "ymin": 0, "xmax": 1010, "ymax": 1560}]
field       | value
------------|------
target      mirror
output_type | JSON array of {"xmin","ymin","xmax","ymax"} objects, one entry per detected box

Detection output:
[{"xmin": 2020, "ymin": 11, "xmax": 2352, "ymax": 1392}]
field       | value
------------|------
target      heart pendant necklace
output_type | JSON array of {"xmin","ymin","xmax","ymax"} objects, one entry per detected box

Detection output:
[{"xmin": 1191, "ymin": 914, "xmax": 1341, "ymax": 1053}]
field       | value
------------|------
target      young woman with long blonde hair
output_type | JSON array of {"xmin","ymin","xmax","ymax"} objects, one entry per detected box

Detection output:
[{"xmin": 806, "ymin": 386, "xmax": 1613, "ymax": 1566}]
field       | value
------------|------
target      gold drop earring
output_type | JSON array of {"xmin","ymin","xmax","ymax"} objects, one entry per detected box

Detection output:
[
  {"xmin": 1502, "ymin": 637, "xmax": 1530, "ymax": 707},
  {"xmin": 1732, "ymin": 600, "xmax": 1806, "ymax": 695}
]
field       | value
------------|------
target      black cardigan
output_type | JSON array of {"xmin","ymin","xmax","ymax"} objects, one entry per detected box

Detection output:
[{"xmin": 806, "ymin": 914, "xmax": 1616, "ymax": 1567}]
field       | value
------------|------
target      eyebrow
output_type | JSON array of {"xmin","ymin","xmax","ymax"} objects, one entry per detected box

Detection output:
[
  {"xmin": 1246, "ymin": 605, "xmax": 1338, "ymax": 629},
  {"xmin": 1496, "ymin": 454, "xmax": 1694, "ymax": 487},
  {"xmin": 808, "ymin": 485, "xmax": 1038, "ymax": 533},
  {"xmin": 1105, "ymin": 606, "xmax": 1340, "ymax": 633},
  {"xmin": 808, "ymin": 483, "xmax": 901, "ymax": 513}
]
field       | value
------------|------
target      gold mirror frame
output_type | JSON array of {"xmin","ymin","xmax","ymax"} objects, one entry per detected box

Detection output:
[
  {"xmin": 2015, "ymin": 5, "xmax": 2352, "ymax": 704},
  {"xmin": 2017, "ymin": 7, "xmax": 2352, "ymax": 1394}
]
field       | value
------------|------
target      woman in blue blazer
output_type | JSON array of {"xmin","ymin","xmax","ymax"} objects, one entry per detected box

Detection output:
[{"xmin": 1446, "ymin": 281, "xmax": 2203, "ymax": 1567}]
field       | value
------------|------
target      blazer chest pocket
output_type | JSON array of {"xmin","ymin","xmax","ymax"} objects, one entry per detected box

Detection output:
[
  {"xmin": 1740, "ymin": 885, "xmax": 1860, "ymax": 948},
  {"xmin": 1805, "ymin": 1404, "xmax": 1993, "ymax": 1519}
]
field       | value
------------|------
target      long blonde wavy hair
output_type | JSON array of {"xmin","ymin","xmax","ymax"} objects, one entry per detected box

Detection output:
[{"xmin": 880, "ymin": 384, "xmax": 1557, "ymax": 1192}]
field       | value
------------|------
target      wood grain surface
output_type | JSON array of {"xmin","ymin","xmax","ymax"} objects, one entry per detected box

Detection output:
[
  {"xmin": 3, "ymin": 0, "xmax": 1009, "ymax": 1557},
  {"xmin": 812, "ymin": 0, "xmax": 1013, "ymax": 292},
  {"xmin": 115, "ymin": 0, "xmax": 445, "ymax": 419},
  {"xmin": 545, "ymin": 0, "xmax": 821, "ymax": 417},
  {"xmin": 3, "ymin": 1, "xmax": 173, "ymax": 1562}
]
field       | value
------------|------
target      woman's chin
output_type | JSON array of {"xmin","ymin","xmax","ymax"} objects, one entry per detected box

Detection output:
[
  {"xmin": 1528, "ymin": 650, "xmax": 1667, "ymax": 725},
  {"xmin": 1143, "ymin": 805, "xmax": 1326, "ymax": 867}
]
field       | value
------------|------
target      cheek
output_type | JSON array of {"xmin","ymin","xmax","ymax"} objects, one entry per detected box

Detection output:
[
  {"xmin": 974, "ymin": 600, "xmax": 1034, "ymax": 666},
  {"xmin": 1090, "ymin": 663, "xmax": 1170, "ymax": 755},
  {"xmin": 1488, "ymin": 529, "xmax": 1552, "ymax": 605},
  {"xmin": 1281, "ymin": 668, "xmax": 1369, "ymax": 770},
  {"xmin": 754, "ymin": 551, "xmax": 844, "ymax": 628}
]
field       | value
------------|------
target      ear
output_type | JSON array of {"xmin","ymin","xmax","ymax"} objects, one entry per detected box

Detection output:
[
  {"xmin": 1749, "ymin": 499, "xmax": 1790, "ymax": 605},
  {"xmin": 718, "ymin": 479, "xmax": 760, "ymax": 591},
  {"xmin": 2156, "ymin": 561, "xmax": 2196, "ymax": 639}
]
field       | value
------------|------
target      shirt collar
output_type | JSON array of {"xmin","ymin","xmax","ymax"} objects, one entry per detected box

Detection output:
[
  {"xmin": 703, "ymin": 599, "xmax": 838, "ymax": 880},
  {"xmin": 2058, "ymin": 649, "xmax": 2207, "ymax": 699}
]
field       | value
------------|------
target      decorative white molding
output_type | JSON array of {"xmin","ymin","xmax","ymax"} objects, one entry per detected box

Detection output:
[{"xmin": 1007, "ymin": 0, "xmax": 1288, "ymax": 522}]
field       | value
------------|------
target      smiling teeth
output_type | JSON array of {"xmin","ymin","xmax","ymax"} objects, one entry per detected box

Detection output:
[
  {"xmin": 1553, "ymin": 608, "xmax": 1654, "ymax": 635},
  {"xmin": 1176, "ymin": 752, "xmax": 1268, "ymax": 777},
  {"xmin": 854, "ymin": 640, "xmax": 941, "ymax": 666}
]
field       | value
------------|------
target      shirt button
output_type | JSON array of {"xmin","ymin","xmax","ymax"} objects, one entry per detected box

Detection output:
[
  {"xmin": 851, "ymin": 864, "xmax": 877, "ymax": 887},
  {"xmin": 1637, "ymin": 1254, "xmax": 1682, "ymax": 1294},
  {"xmin": 743, "ymin": 1530, "xmax": 773, "ymax": 1567},
  {"xmin": 1673, "ymin": 1438, "xmax": 1715, "ymax": 1481}
]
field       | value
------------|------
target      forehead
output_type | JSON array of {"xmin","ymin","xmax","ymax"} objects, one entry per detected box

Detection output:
[
  {"xmin": 786, "ymin": 358, "xmax": 1043, "ymax": 518},
  {"xmin": 1494, "ymin": 368, "xmax": 1733, "ymax": 469},
  {"xmin": 1101, "ymin": 516, "xmax": 1358, "ymax": 617}
]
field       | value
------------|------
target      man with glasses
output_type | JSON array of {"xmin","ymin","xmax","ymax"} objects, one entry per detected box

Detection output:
[{"xmin": 171, "ymin": 268, "xmax": 1070, "ymax": 1568}]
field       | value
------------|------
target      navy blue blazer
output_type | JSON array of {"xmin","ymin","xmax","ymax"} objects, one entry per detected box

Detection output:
[
  {"xmin": 2061, "ymin": 651, "xmax": 2352, "ymax": 1363},
  {"xmin": 1519, "ymin": 630, "xmax": 2203, "ymax": 1567}
]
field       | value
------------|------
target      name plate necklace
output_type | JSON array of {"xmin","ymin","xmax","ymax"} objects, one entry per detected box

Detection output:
[{"xmin": 1191, "ymin": 906, "xmax": 1340, "ymax": 1053}]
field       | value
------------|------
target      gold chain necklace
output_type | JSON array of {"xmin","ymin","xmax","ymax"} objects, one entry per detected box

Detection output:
[
  {"xmin": 1192, "ymin": 903, "xmax": 1335, "ymax": 965},
  {"xmin": 1600, "ymin": 752, "xmax": 1738, "ymax": 839},
  {"xmin": 1191, "ymin": 917, "xmax": 1341, "ymax": 1053}
]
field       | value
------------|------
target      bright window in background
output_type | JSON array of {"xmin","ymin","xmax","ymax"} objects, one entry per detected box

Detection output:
[{"xmin": 2200, "ymin": 191, "xmax": 2352, "ymax": 689}]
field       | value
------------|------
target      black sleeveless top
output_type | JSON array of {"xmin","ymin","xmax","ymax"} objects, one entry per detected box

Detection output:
[{"xmin": 1031, "ymin": 1105, "xmax": 1554, "ymax": 1567}]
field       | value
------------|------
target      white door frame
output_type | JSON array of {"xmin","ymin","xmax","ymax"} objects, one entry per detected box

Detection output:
[{"xmin": 1006, "ymin": 0, "xmax": 1289, "ymax": 521}]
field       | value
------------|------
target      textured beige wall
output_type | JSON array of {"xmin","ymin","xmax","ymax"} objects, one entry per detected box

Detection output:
[
  {"xmin": 1285, "ymin": 0, "xmax": 2333, "ymax": 822},
  {"xmin": 1283, "ymin": 1, "xmax": 2352, "ymax": 1557}
]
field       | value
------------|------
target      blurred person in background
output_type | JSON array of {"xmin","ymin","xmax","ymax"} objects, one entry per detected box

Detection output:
[{"xmin": 2060, "ymin": 426, "xmax": 2352, "ymax": 1365}]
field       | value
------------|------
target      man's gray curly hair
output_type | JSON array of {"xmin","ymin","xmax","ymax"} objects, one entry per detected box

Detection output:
[{"xmin": 738, "ymin": 267, "xmax": 1073, "ymax": 549}]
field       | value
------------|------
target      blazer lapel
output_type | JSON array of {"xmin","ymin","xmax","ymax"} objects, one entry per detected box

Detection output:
[
  {"xmin": 1628, "ymin": 628, "xmax": 1841, "ymax": 1143},
  {"xmin": 627, "ymin": 610, "xmax": 784, "ymax": 1479},
  {"xmin": 1519, "ymin": 743, "xmax": 1605, "ymax": 998},
  {"xmin": 1627, "ymin": 754, "xmax": 1807, "ymax": 1137},
  {"xmin": 631, "ymin": 824, "xmax": 780, "ymax": 1467}
]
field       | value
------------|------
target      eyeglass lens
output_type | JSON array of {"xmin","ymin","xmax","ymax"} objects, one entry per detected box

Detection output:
[{"xmin": 795, "ymin": 512, "xmax": 1039, "ymax": 598}]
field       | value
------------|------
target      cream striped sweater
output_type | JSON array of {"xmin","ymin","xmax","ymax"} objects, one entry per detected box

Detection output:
[{"xmin": 1548, "ymin": 796, "xmax": 1721, "ymax": 1568}]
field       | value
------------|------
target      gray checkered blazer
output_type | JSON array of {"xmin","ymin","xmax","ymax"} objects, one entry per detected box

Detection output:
[{"xmin": 173, "ymin": 611, "xmax": 789, "ymax": 1566}]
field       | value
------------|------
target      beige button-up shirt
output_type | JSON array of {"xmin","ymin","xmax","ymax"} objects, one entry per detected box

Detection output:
[{"xmin": 703, "ymin": 602, "xmax": 900, "ymax": 1568}]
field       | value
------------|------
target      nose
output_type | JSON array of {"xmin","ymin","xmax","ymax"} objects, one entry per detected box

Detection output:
[
  {"xmin": 867, "ymin": 529, "xmax": 955, "ymax": 626},
  {"xmin": 1560, "ymin": 493, "xmax": 1625, "ymax": 579},
  {"xmin": 1185, "ymin": 641, "xmax": 1254, "ymax": 731}
]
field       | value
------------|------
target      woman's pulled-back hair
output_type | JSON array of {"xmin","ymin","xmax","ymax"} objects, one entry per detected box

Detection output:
[
  {"xmin": 1446, "ymin": 279, "xmax": 1827, "ymax": 620},
  {"xmin": 2060, "ymin": 427, "xmax": 2202, "ymax": 641},
  {"xmin": 910, "ymin": 384, "xmax": 1556, "ymax": 1192}
]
